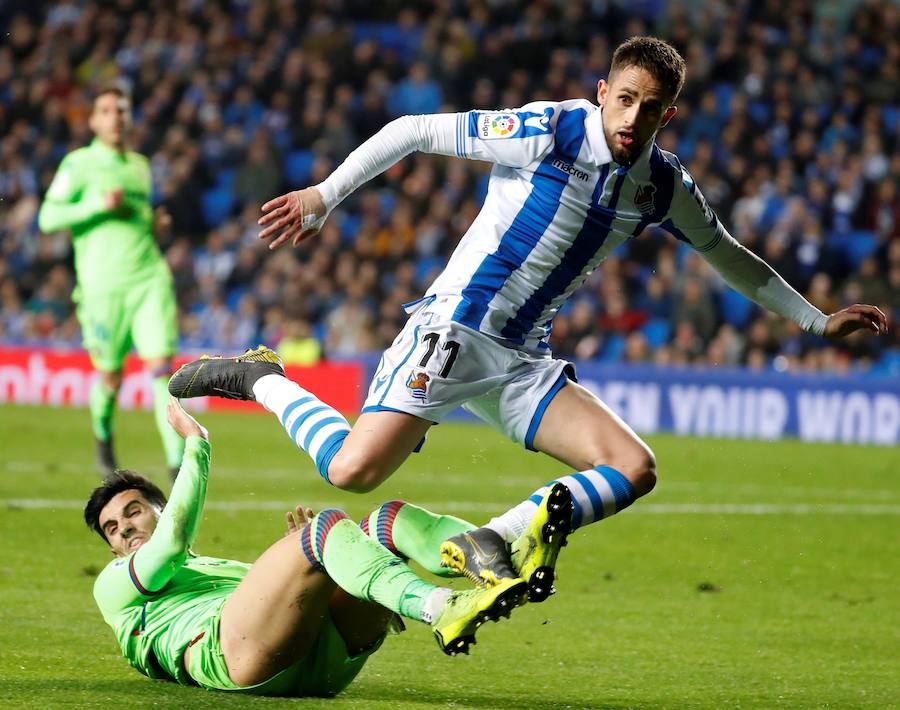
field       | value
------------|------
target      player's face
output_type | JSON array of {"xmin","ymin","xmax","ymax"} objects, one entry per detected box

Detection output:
[
  {"xmin": 99, "ymin": 490, "xmax": 161, "ymax": 557},
  {"xmin": 597, "ymin": 65, "xmax": 677, "ymax": 165},
  {"xmin": 89, "ymin": 93, "xmax": 131, "ymax": 148}
]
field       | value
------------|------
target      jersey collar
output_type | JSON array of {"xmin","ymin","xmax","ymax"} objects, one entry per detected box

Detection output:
[
  {"xmin": 90, "ymin": 137, "xmax": 127, "ymax": 161},
  {"xmin": 585, "ymin": 105, "xmax": 655, "ymax": 181}
]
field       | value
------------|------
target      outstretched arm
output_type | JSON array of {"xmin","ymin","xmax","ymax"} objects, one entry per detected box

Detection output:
[
  {"xmin": 699, "ymin": 234, "xmax": 886, "ymax": 336},
  {"xmin": 93, "ymin": 400, "xmax": 211, "ymax": 615},
  {"xmin": 258, "ymin": 103, "xmax": 558, "ymax": 249},
  {"xmin": 128, "ymin": 399, "xmax": 211, "ymax": 594},
  {"xmin": 663, "ymin": 171, "xmax": 888, "ymax": 338}
]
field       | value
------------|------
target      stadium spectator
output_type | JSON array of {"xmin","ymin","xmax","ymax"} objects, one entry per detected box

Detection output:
[{"xmin": 1, "ymin": 0, "xmax": 895, "ymax": 375}]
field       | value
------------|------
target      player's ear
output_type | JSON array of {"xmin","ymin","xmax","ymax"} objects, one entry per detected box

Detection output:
[
  {"xmin": 660, "ymin": 105, "xmax": 678, "ymax": 127},
  {"xmin": 597, "ymin": 79, "xmax": 609, "ymax": 107}
]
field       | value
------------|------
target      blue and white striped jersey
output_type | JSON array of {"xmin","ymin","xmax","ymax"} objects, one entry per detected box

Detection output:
[
  {"xmin": 316, "ymin": 100, "xmax": 826, "ymax": 340},
  {"xmin": 424, "ymin": 99, "xmax": 725, "ymax": 350}
]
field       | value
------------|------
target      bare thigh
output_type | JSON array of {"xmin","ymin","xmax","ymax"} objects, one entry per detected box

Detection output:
[
  {"xmin": 326, "ymin": 410, "xmax": 433, "ymax": 492},
  {"xmin": 328, "ymin": 589, "xmax": 395, "ymax": 657},
  {"xmin": 216, "ymin": 532, "xmax": 336, "ymax": 687},
  {"xmin": 532, "ymin": 381, "xmax": 657, "ymax": 494}
]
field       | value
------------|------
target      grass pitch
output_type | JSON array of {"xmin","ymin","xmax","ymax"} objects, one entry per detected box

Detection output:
[{"xmin": 0, "ymin": 404, "xmax": 897, "ymax": 709}]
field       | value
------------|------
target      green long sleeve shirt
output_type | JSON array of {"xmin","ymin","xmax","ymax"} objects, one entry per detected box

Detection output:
[
  {"xmin": 38, "ymin": 139, "xmax": 167, "ymax": 293},
  {"xmin": 92, "ymin": 438, "xmax": 249, "ymax": 683}
]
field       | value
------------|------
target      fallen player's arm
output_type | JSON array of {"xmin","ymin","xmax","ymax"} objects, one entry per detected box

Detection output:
[{"xmin": 129, "ymin": 434, "xmax": 211, "ymax": 594}]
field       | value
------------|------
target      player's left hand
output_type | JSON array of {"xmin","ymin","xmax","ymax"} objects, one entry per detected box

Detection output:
[
  {"xmin": 823, "ymin": 304, "xmax": 888, "ymax": 338},
  {"xmin": 285, "ymin": 504, "xmax": 315, "ymax": 536}
]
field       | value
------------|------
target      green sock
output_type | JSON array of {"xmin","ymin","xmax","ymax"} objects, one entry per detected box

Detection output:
[
  {"xmin": 361, "ymin": 501, "xmax": 475, "ymax": 576},
  {"xmin": 303, "ymin": 510, "xmax": 443, "ymax": 622},
  {"xmin": 89, "ymin": 380, "xmax": 117, "ymax": 441},
  {"xmin": 152, "ymin": 376, "xmax": 184, "ymax": 469}
]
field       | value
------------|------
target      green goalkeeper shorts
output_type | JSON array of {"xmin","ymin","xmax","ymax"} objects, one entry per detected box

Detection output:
[
  {"xmin": 184, "ymin": 607, "xmax": 382, "ymax": 697},
  {"xmin": 75, "ymin": 266, "xmax": 177, "ymax": 372}
]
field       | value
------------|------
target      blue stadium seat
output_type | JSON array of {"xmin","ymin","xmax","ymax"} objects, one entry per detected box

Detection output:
[
  {"xmin": 201, "ymin": 188, "xmax": 235, "ymax": 228},
  {"xmin": 842, "ymin": 230, "xmax": 879, "ymax": 270},
  {"xmin": 283, "ymin": 150, "xmax": 315, "ymax": 186},
  {"xmin": 215, "ymin": 168, "xmax": 236, "ymax": 190},
  {"xmin": 415, "ymin": 256, "xmax": 446, "ymax": 286},
  {"xmin": 713, "ymin": 83, "xmax": 734, "ymax": 118},
  {"xmin": 868, "ymin": 349, "xmax": 900, "ymax": 377},
  {"xmin": 641, "ymin": 318, "xmax": 671, "ymax": 348},
  {"xmin": 882, "ymin": 105, "xmax": 900, "ymax": 132},
  {"xmin": 719, "ymin": 288, "xmax": 755, "ymax": 328},
  {"xmin": 226, "ymin": 287, "xmax": 248, "ymax": 310},
  {"xmin": 339, "ymin": 213, "xmax": 362, "ymax": 243},
  {"xmin": 600, "ymin": 333, "xmax": 626, "ymax": 362},
  {"xmin": 379, "ymin": 191, "xmax": 396, "ymax": 217}
]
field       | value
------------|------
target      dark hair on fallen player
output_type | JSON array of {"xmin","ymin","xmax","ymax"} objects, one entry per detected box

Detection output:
[
  {"xmin": 84, "ymin": 470, "xmax": 168, "ymax": 542},
  {"xmin": 610, "ymin": 36, "xmax": 686, "ymax": 104}
]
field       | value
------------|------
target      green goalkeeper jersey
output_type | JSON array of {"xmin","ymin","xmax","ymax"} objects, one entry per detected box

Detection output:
[
  {"xmin": 38, "ymin": 138, "xmax": 166, "ymax": 293},
  {"xmin": 92, "ymin": 437, "xmax": 249, "ymax": 684}
]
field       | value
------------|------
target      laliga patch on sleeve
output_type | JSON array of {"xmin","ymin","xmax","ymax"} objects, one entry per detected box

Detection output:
[{"xmin": 478, "ymin": 113, "xmax": 522, "ymax": 140}]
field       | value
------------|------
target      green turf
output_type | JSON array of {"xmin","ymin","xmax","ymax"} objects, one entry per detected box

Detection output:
[{"xmin": 0, "ymin": 404, "xmax": 897, "ymax": 709}]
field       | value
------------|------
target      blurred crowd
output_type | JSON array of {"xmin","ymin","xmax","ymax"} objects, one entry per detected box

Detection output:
[{"xmin": 1, "ymin": 0, "xmax": 898, "ymax": 375}]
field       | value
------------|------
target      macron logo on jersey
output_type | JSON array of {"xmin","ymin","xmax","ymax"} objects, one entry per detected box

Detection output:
[{"xmin": 551, "ymin": 158, "xmax": 590, "ymax": 181}]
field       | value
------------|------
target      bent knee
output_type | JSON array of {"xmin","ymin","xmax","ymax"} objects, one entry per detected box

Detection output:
[
  {"xmin": 599, "ymin": 447, "xmax": 657, "ymax": 498},
  {"xmin": 326, "ymin": 455, "xmax": 388, "ymax": 493}
]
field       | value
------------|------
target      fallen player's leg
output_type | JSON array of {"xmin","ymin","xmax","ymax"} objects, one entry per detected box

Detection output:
[{"xmin": 301, "ymin": 507, "xmax": 528, "ymax": 655}]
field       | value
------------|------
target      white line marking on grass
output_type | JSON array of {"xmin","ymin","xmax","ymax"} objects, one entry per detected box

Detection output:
[
  {"xmin": 4, "ymin": 460, "xmax": 900, "ymax": 501},
  {"xmin": 4, "ymin": 499, "xmax": 900, "ymax": 515}
]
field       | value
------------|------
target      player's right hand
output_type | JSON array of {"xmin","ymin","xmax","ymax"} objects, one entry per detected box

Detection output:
[
  {"xmin": 103, "ymin": 189, "xmax": 125, "ymax": 211},
  {"xmin": 258, "ymin": 187, "xmax": 326, "ymax": 250},
  {"xmin": 166, "ymin": 395, "xmax": 209, "ymax": 441},
  {"xmin": 285, "ymin": 504, "xmax": 316, "ymax": 536}
]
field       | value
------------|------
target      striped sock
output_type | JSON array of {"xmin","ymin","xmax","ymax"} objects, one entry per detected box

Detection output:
[
  {"xmin": 299, "ymin": 508, "xmax": 350, "ymax": 570},
  {"xmin": 486, "ymin": 465, "xmax": 637, "ymax": 541},
  {"xmin": 360, "ymin": 500, "xmax": 407, "ymax": 559},
  {"xmin": 301, "ymin": 508, "xmax": 443, "ymax": 623},
  {"xmin": 360, "ymin": 500, "xmax": 475, "ymax": 576},
  {"xmin": 252, "ymin": 374, "xmax": 349, "ymax": 482}
]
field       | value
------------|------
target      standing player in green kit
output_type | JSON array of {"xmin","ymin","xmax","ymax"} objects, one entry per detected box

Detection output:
[{"xmin": 38, "ymin": 85, "xmax": 183, "ymax": 478}]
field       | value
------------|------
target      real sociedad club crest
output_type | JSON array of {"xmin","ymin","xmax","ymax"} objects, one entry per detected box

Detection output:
[
  {"xmin": 406, "ymin": 371, "xmax": 430, "ymax": 401},
  {"xmin": 635, "ymin": 184, "xmax": 656, "ymax": 215}
]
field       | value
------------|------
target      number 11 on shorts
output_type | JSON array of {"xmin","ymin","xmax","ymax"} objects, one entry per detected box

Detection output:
[{"xmin": 418, "ymin": 332, "xmax": 461, "ymax": 378}]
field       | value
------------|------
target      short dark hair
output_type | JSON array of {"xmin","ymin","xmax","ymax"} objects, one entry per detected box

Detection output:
[
  {"xmin": 84, "ymin": 471, "xmax": 167, "ymax": 542},
  {"xmin": 91, "ymin": 81, "xmax": 130, "ymax": 107},
  {"xmin": 610, "ymin": 36, "xmax": 686, "ymax": 104}
]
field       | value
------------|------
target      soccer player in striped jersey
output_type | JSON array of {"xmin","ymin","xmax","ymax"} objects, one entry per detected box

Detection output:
[
  {"xmin": 171, "ymin": 37, "xmax": 887, "ymax": 600},
  {"xmin": 86, "ymin": 398, "xmax": 528, "ymax": 695}
]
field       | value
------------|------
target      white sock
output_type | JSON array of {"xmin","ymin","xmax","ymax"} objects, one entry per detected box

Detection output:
[
  {"xmin": 484, "ymin": 501, "xmax": 538, "ymax": 542},
  {"xmin": 485, "ymin": 466, "xmax": 637, "ymax": 541},
  {"xmin": 252, "ymin": 374, "xmax": 350, "ymax": 481},
  {"xmin": 420, "ymin": 587, "xmax": 453, "ymax": 624}
]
